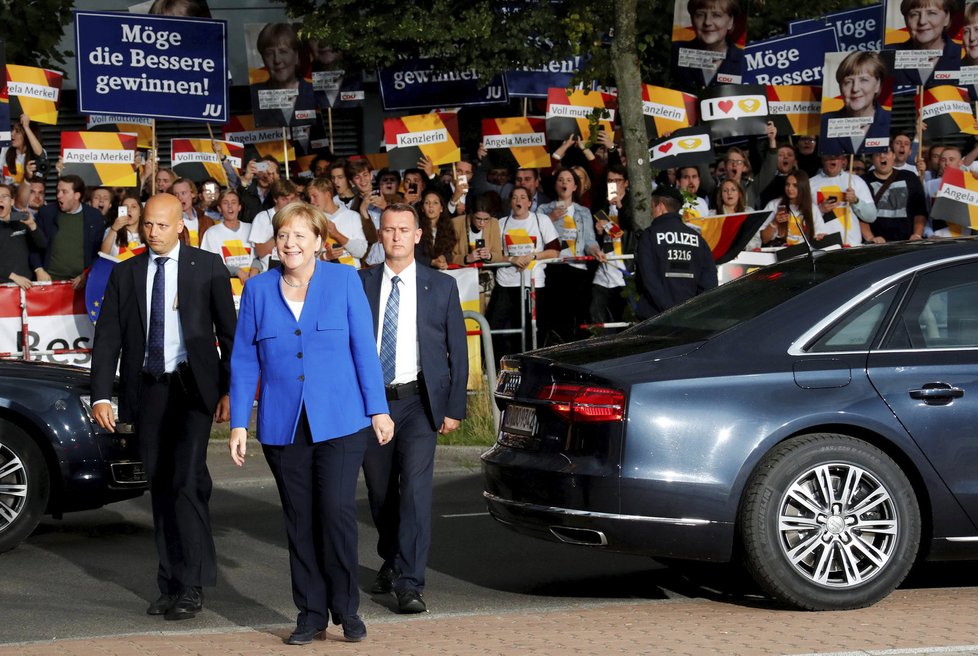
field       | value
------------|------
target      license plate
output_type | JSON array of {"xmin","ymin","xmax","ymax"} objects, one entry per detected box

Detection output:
[{"xmin": 502, "ymin": 404, "xmax": 538, "ymax": 436}]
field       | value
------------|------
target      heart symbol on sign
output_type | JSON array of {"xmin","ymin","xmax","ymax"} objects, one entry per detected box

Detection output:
[
  {"xmin": 738, "ymin": 98, "xmax": 759, "ymax": 113},
  {"xmin": 678, "ymin": 138, "xmax": 702, "ymax": 150},
  {"xmin": 717, "ymin": 100, "xmax": 734, "ymax": 114},
  {"xmin": 658, "ymin": 142, "xmax": 674, "ymax": 153}
]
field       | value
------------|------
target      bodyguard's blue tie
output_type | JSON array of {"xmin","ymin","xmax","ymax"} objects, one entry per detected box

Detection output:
[
  {"xmin": 146, "ymin": 256, "xmax": 168, "ymax": 378},
  {"xmin": 380, "ymin": 275, "xmax": 400, "ymax": 385}
]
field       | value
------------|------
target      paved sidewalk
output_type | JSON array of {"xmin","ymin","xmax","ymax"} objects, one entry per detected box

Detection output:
[{"xmin": 2, "ymin": 587, "xmax": 977, "ymax": 656}]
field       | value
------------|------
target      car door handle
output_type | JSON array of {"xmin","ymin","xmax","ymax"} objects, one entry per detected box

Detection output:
[{"xmin": 909, "ymin": 383, "xmax": 964, "ymax": 404}]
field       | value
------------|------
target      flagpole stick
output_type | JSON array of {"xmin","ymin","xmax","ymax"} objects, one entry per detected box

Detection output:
[
  {"xmin": 848, "ymin": 153, "xmax": 854, "ymax": 190},
  {"xmin": 523, "ymin": 98, "xmax": 528, "ymax": 117},
  {"xmin": 328, "ymin": 108, "xmax": 334, "ymax": 153},
  {"xmin": 282, "ymin": 127, "xmax": 290, "ymax": 179},
  {"xmin": 917, "ymin": 85, "xmax": 925, "ymax": 183},
  {"xmin": 150, "ymin": 119, "xmax": 157, "ymax": 196}
]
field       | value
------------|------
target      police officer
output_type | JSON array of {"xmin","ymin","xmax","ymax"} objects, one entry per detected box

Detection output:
[{"xmin": 635, "ymin": 186, "xmax": 717, "ymax": 320}]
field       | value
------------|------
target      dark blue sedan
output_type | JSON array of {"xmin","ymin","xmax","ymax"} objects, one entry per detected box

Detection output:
[
  {"xmin": 0, "ymin": 361, "xmax": 147, "ymax": 552},
  {"xmin": 483, "ymin": 239, "xmax": 978, "ymax": 610}
]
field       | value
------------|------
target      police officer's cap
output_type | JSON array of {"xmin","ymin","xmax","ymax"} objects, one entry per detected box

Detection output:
[{"xmin": 651, "ymin": 186, "xmax": 684, "ymax": 206}]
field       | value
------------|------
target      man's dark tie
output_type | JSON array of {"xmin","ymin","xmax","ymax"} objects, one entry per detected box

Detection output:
[
  {"xmin": 380, "ymin": 275, "xmax": 400, "ymax": 385},
  {"xmin": 146, "ymin": 256, "xmax": 168, "ymax": 377}
]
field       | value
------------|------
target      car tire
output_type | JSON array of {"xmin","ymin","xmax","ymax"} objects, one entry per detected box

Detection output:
[
  {"xmin": 740, "ymin": 433, "xmax": 920, "ymax": 610},
  {"xmin": 0, "ymin": 422, "xmax": 50, "ymax": 554}
]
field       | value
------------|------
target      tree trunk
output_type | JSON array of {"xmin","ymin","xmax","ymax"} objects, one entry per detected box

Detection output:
[{"xmin": 611, "ymin": 0, "xmax": 653, "ymax": 232}]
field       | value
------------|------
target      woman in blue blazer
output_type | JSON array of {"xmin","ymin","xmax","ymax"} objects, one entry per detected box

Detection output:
[{"xmin": 228, "ymin": 201, "xmax": 392, "ymax": 645}]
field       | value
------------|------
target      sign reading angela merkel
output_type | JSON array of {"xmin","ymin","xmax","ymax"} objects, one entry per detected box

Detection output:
[{"xmin": 74, "ymin": 11, "xmax": 228, "ymax": 123}]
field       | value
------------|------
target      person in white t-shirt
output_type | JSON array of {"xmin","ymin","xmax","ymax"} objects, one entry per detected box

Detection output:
[
  {"xmin": 307, "ymin": 176, "xmax": 368, "ymax": 269},
  {"xmin": 200, "ymin": 190, "xmax": 255, "ymax": 287},
  {"xmin": 486, "ymin": 186, "xmax": 560, "ymax": 360},
  {"xmin": 809, "ymin": 154, "xmax": 877, "ymax": 246}
]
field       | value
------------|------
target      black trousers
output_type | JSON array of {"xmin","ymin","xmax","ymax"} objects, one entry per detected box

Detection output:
[
  {"xmin": 590, "ymin": 284, "xmax": 626, "ymax": 327},
  {"xmin": 362, "ymin": 394, "xmax": 436, "ymax": 595},
  {"xmin": 262, "ymin": 409, "xmax": 369, "ymax": 629},
  {"xmin": 136, "ymin": 373, "xmax": 216, "ymax": 594}
]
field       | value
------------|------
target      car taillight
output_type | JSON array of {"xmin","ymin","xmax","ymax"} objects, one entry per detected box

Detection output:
[{"xmin": 535, "ymin": 383, "xmax": 625, "ymax": 423}]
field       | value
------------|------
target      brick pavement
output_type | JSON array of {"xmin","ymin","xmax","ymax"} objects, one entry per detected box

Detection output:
[{"xmin": 3, "ymin": 587, "xmax": 977, "ymax": 656}]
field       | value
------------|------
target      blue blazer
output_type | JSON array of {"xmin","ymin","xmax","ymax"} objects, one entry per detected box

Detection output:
[
  {"xmin": 230, "ymin": 260, "xmax": 389, "ymax": 445},
  {"xmin": 359, "ymin": 263, "xmax": 468, "ymax": 429}
]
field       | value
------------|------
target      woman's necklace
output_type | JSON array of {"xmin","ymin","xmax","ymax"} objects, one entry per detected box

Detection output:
[{"xmin": 281, "ymin": 275, "xmax": 311, "ymax": 289}]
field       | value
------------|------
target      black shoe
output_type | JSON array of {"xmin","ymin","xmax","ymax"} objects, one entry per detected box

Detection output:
[
  {"xmin": 146, "ymin": 593, "xmax": 178, "ymax": 616},
  {"xmin": 370, "ymin": 564, "xmax": 399, "ymax": 594},
  {"xmin": 164, "ymin": 587, "xmax": 203, "ymax": 621},
  {"xmin": 285, "ymin": 625, "xmax": 323, "ymax": 645},
  {"xmin": 340, "ymin": 614, "xmax": 366, "ymax": 642},
  {"xmin": 396, "ymin": 590, "xmax": 427, "ymax": 614}
]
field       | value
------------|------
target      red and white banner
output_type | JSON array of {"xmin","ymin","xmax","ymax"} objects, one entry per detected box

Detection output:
[{"xmin": 0, "ymin": 282, "xmax": 94, "ymax": 368}]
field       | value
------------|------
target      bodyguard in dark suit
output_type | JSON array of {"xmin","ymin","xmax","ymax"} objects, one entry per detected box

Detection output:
[
  {"xmin": 30, "ymin": 175, "xmax": 105, "ymax": 287},
  {"xmin": 360, "ymin": 203, "xmax": 468, "ymax": 614},
  {"xmin": 91, "ymin": 194, "xmax": 236, "ymax": 621}
]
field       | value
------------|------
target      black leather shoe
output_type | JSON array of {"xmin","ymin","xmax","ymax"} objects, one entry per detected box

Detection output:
[
  {"xmin": 370, "ymin": 564, "xmax": 399, "ymax": 594},
  {"xmin": 285, "ymin": 625, "xmax": 323, "ymax": 645},
  {"xmin": 340, "ymin": 614, "xmax": 366, "ymax": 642},
  {"xmin": 146, "ymin": 593, "xmax": 178, "ymax": 616},
  {"xmin": 164, "ymin": 587, "xmax": 203, "ymax": 621},
  {"xmin": 396, "ymin": 590, "xmax": 427, "ymax": 614}
]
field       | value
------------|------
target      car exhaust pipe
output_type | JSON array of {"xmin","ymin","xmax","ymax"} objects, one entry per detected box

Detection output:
[{"xmin": 549, "ymin": 526, "xmax": 608, "ymax": 546}]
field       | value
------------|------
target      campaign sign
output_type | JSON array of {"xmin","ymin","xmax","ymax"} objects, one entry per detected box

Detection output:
[
  {"xmin": 789, "ymin": 4, "xmax": 883, "ymax": 52},
  {"xmin": 506, "ymin": 56, "xmax": 585, "ymax": 98},
  {"xmin": 378, "ymin": 58, "xmax": 508, "ymax": 110},
  {"xmin": 74, "ymin": 11, "xmax": 229, "ymax": 123},
  {"xmin": 699, "ymin": 85, "xmax": 769, "ymax": 139},
  {"xmin": 744, "ymin": 29, "xmax": 838, "ymax": 86}
]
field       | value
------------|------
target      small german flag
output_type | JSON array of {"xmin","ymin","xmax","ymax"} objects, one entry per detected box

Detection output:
[
  {"xmin": 684, "ymin": 210, "xmax": 770, "ymax": 265},
  {"xmin": 482, "ymin": 117, "xmax": 549, "ymax": 169},
  {"xmin": 60, "ymin": 131, "xmax": 138, "ymax": 187},
  {"xmin": 383, "ymin": 112, "xmax": 460, "ymax": 170}
]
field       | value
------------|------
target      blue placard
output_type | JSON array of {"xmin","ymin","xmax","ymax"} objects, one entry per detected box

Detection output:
[
  {"xmin": 744, "ymin": 28, "xmax": 839, "ymax": 85},
  {"xmin": 74, "ymin": 11, "xmax": 228, "ymax": 123},
  {"xmin": 506, "ymin": 56, "xmax": 585, "ymax": 98},
  {"xmin": 378, "ymin": 59, "xmax": 508, "ymax": 110},
  {"xmin": 789, "ymin": 5, "xmax": 883, "ymax": 52}
]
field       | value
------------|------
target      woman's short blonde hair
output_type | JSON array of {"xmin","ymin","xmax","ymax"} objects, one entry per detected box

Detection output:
[{"xmin": 272, "ymin": 201, "xmax": 328, "ymax": 239}]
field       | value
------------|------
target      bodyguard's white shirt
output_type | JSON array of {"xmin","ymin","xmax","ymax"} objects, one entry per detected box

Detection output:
[
  {"xmin": 144, "ymin": 243, "xmax": 187, "ymax": 373},
  {"xmin": 376, "ymin": 261, "xmax": 420, "ymax": 385}
]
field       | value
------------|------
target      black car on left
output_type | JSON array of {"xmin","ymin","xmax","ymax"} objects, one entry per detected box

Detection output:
[{"xmin": 0, "ymin": 360, "xmax": 147, "ymax": 553}]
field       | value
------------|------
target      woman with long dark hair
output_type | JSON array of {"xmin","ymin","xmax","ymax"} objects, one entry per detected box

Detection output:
[
  {"xmin": 418, "ymin": 190, "xmax": 457, "ymax": 270},
  {"xmin": 3, "ymin": 115, "xmax": 44, "ymax": 185},
  {"xmin": 760, "ymin": 169, "xmax": 814, "ymax": 246}
]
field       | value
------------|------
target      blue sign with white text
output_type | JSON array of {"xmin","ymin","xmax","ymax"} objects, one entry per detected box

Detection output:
[
  {"xmin": 74, "ymin": 11, "xmax": 228, "ymax": 123},
  {"xmin": 506, "ymin": 57, "xmax": 585, "ymax": 98},
  {"xmin": 744, "ymin": 29, "xmax": 839, "ymax": 85},
  {"xmin": 378, "ymin": 59, "xmax": 508, "ymax": 110},
  {"xmin": 789, "ymin": 4, "xmax": 883, "ymax": 52}
]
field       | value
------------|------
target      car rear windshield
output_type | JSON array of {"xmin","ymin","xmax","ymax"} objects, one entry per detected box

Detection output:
[{"xmin": 629, "ymin": 251, "xmax": 886, "ymax": 344}]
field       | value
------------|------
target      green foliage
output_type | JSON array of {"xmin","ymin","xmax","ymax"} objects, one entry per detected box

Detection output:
[
  {"xmin": 437, "ymin": 390, "xmax": 497, "ymax": 447},
  {"xmin": 0, "ymin": 0, "xmax": 74, "ymax": 72}
]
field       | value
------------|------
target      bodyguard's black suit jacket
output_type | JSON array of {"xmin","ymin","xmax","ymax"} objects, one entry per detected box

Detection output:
[
  {"xmin": 91, "ymin": 245, "xmax": 237, "ymax": 422},
  {"xmin": 359, "ymin": 263, "xmax": 468, "ymax": 429}
]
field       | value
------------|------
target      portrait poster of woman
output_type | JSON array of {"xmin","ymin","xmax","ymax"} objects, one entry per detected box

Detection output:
[
  {"xmin": 960, "ymin": 0, "xmax": 978, "ymax": 97},
  {"xmin": 245, "ymin": 22, "xmax": 319, "ymax": 131},
  {"xmin": 670, "ymin": 0, "xmax": 749, "ymax": 93},
  {"xmin": 883, "ymin": 0, "xmax": 964, "ymax": 88},
  {"xmin": 819, "ymin": 50, "xmax": 895, "ymax": 156}
]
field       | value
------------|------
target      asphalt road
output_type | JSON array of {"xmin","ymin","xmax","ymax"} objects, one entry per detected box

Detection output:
[{"xmin": 1, "ymin": 445, "xmax": 976, "ymax": 647}]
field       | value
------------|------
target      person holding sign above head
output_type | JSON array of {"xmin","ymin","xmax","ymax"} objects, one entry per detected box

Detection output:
[
  {"xmin": 820, "ymin": 51, "xmax": 892, "ymax": 156},
  {"xmin": 251, "ymin": 23, "xmax": 317, "ymax": 130},
  {"xmin": 671, "ymin": 0, "xmax": 745, "ymax": 91},
  {"xmin": 891, "ymin": 0, "xmax": 961, "ymax": 87}
]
